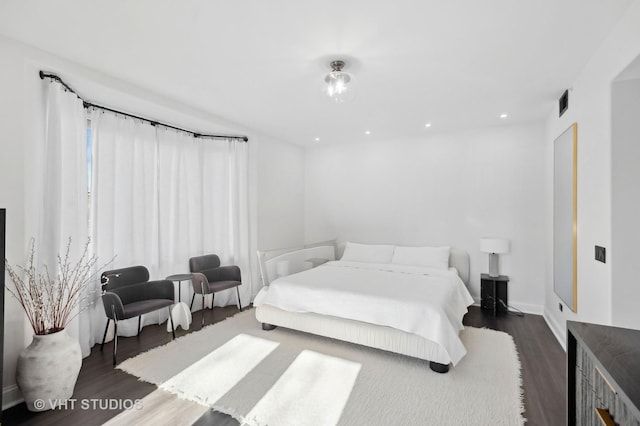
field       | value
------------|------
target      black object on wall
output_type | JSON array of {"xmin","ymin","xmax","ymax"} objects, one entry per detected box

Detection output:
[
  {"xmin": 559, "ymin": 89, "xmax": 569, "ymax": 117},
  {"xmin": 0, "ymin": 208, "xmax": 5, "ymax": 420}
]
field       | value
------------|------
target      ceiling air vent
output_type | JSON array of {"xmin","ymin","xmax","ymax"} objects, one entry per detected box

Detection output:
[{"xmin": 559, "ymin": 89, "xmax": 569, "ymax": 117}]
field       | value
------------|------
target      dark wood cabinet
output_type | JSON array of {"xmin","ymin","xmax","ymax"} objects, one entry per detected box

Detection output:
[
  {"xmin": 567, "ymin": 321, "xmax": 640, "ymax": 425},
  {"xmin": 480, "ymin": 273, "xmax": 508, "ymax": 315}
]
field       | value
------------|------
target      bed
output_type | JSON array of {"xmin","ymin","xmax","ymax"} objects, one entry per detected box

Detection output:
[{"xmin": 254, "ymin": 242, "xmax": 474, "ymax": 373}]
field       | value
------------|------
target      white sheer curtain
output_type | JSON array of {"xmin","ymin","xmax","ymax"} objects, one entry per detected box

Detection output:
[
  {"xmin": 89, "ymin": 110, "xmax": 165, "ymax": 337},
  {"xmin": 36, "ymin": 82, "xmax": 251, "ymax": 353},
  {"xmin": 90, "ymin": 110, "xmax": 252, "ymax": 337},
  {"xmin": 155, "ymin": 129, "xmax": 252, "ymax": 308},
  {"xmin": 227, "ymin": 139, "xmax": 252, "ymax": 305},
  {"xmin": 37, "ymin": 82, "xmax": 94, "ymax": 355}
]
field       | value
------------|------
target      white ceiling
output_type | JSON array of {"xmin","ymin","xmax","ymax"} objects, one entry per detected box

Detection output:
[{"xmin": 0, "ymin": 0, "xmax": 633, "ymax": 145}]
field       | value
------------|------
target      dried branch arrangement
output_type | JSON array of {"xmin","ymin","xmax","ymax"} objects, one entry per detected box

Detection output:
[{"xmin": 5, "ymin": 238, "xmax": 112, "ymax": 335}]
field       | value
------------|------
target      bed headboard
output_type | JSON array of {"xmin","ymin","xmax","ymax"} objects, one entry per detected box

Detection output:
[
  {"xmin": 449, "ymin": 247, "xmax": 470, "ymax": 286},
  {"xmin": 257, "ymin": 245, "xmax": 337, "ymax": 286}
]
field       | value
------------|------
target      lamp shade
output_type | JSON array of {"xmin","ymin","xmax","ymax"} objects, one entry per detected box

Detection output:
[{"xmin": 480, "ymin": 238, "xmax": 510, "ymax": 254}]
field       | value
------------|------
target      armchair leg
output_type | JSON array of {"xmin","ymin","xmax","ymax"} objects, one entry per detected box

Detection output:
[
  {"xmin": 137, "ymin": 316, "xmax": 142, "ymax": 336},
  {"xmin": 112, "ymin": 319, "xmax": 118, "ymax": 366},
  {"xmin": 168, "ymin": 307, "xmax": 176, "ymax": 339},
  {"xmin": 190, "ymin": 293, "xmax": 196, "ymax": 311},
  {"xmin": 201, "ymin": 281, "xmax": 207, "ymax": 328},
  {"xmin": 236, "ymin": 286, "xmax": 242, "ymax": 312},
  {"xmin": 100, "ymin": 319, "xmax": 111, "ymax": 351},
  {"xmin": 201, "ymin": 293, "xmax": 205, "ymax": 328}
]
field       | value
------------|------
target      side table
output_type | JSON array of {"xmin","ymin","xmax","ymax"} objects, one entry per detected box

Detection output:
[
  {"xmin": 166, "ymin": 273, "xmax": 193, "ymax": 331},
  {"xmin": 480, "ymin": 273, "xmax": 509, "ymax": 316}
]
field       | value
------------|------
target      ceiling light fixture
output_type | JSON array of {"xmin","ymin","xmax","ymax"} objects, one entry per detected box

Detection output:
[
  {"xmin": 325, "ymin": 60, "xmax": 352, "ymax": 103},
  {"xmin": 500, "ymin": 113, "xmax": 508, "ymax": 119},
  {"xmin": 365, "ymin": 130, "xmax": 371, "ymax": 135},
  {"xmin": 425, "ymin": 123, "xmax": 432, "ymax": 128}
]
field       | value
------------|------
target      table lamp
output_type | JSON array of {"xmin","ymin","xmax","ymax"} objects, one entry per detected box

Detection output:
[{"xmin": 480, "ymin": 238, "xmax": 510, "ymax": 277}]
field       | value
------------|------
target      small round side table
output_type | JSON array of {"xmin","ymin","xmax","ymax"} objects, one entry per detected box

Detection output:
[{"xmin": 166, "ymin": 273, "xmax": 193, "ymax": 331}]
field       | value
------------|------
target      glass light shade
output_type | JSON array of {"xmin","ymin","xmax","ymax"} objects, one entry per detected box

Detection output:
[{"xmin": 325, "ymin": 70, "xmax": 352, "ymax": 103}]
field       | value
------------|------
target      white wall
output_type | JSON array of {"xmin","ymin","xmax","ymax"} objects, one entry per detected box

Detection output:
[
  {"xmin": 0, "ymin": 34, "xmax": 32, "ymax": 412},
  {"xmin": 611, "ymin": 76, "xmax": 640, "ymax": 329},
  {"xmin": 257, "ymin": 138, "xmax": 305, "ymax": 253},
  {"xmin": 304, "ymin": 123, "xmax": 548, "ymax": 312},
  {"xmin": 543, "ymin": 0, "xmax": 640, "ymax": 344},
  {"xmin": 0, "ymin": 34, "xmax": 305, "ymax": 409}
]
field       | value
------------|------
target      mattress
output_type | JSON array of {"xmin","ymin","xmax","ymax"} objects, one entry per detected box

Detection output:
[{"xmin": 254, "ymin": 260, "xmax": 474, "ymax": 365}]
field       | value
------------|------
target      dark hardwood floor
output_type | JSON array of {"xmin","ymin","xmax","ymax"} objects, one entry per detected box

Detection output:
[
  {"xmin": 2, "ymin": 306, "xmax": 241, "ymax": 426},
  {"xmin": 464, "ymin": 307, "xmax": 566, "ymax": 425},
  {"xmin": 3, "ymin": 306, "xmax": 565, "ymax": 426}
]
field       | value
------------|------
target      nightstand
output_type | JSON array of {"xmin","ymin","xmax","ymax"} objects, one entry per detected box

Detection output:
[{"xmin": 480, "ymin": 273, "xmax": 509, "ymax": 316}]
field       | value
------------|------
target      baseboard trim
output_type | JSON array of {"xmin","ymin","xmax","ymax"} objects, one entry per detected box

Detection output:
[
  {"xmin": 3, "ymin": 384, "xmax": 23, "ymax": 410},
  {"xmin": 543, "ymin": 309, "xmax": 566, "ymax": 351},
  {"xmin": 471, "ymin": 297, "xmax": 543, "ymax": 315},
  {"xmin": 509, "ymin": 301, "xmax": 544, "ymax": 315}
]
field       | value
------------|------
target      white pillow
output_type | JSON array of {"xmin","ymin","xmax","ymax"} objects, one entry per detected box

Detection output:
[
  {"xmin": 392, "ymin": 246, "xmax": 450, "ymax": 270},
  {"xmin": 341, "ymin": 242, "xmax": 395, "ymax": 264}
]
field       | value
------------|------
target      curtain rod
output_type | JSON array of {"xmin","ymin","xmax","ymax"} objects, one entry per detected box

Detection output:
[{"xmin": 39, "ymin": 71, "xmax": 249, "ymax": 142}]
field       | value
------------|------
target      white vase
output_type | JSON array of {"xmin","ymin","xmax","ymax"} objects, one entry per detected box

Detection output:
[{"xmin": 16, "ymin": 329, "xmax": 82, "ymax": 411}]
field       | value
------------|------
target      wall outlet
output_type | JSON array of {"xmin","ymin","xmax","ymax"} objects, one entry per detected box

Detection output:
[
  {"xmin": 559, "ymin": 303, "xmax": 563, "ymax": 312},
  {"xmin": 595, "ymin": 245, "xmax": 606, "ymax": 263}
]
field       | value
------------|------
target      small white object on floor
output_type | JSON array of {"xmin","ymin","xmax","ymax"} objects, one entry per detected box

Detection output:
[{"xmin": 167, "ymin": 302, "xmax": 192, "ymax": 332}]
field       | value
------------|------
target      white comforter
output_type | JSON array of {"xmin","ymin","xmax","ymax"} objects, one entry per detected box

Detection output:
[{"xmin": 254, "ymin": 261, "xmax": 474, "ymax": 365}]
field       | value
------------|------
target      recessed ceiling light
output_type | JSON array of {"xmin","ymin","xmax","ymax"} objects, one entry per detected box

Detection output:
[
  {"xmin": 314, "ymin": 137, "xmax": 320, "ymax": 142},
  {"xmin": 500, "ymin": 113, "xmax": 508, "ymax": 119},
  {"xmin": 365, "ymin": 130, "xmax": 371, "ymax": 135},
  {"xmin": 425, "ymin": 123, "xmax": 432, "ymax": 128}
]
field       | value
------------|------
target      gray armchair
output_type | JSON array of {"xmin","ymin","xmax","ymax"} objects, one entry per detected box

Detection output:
[
  {"xmin": 100, "ymin": 266, "xmax": 176, "ymax": 365},
  {"xmin": 189, "ymin": 254, "xmax": 242, "ymax": 327}
]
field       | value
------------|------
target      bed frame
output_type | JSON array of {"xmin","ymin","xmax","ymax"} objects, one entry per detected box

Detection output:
[{"xmin": 255, "ymin": 244, "xmax": 470, "ymax": 373}]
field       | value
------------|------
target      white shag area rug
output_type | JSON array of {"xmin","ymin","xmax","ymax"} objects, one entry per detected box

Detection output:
[{"xmin": 113, "ymin": 310, "xmax": 524, "ymax": 426}]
